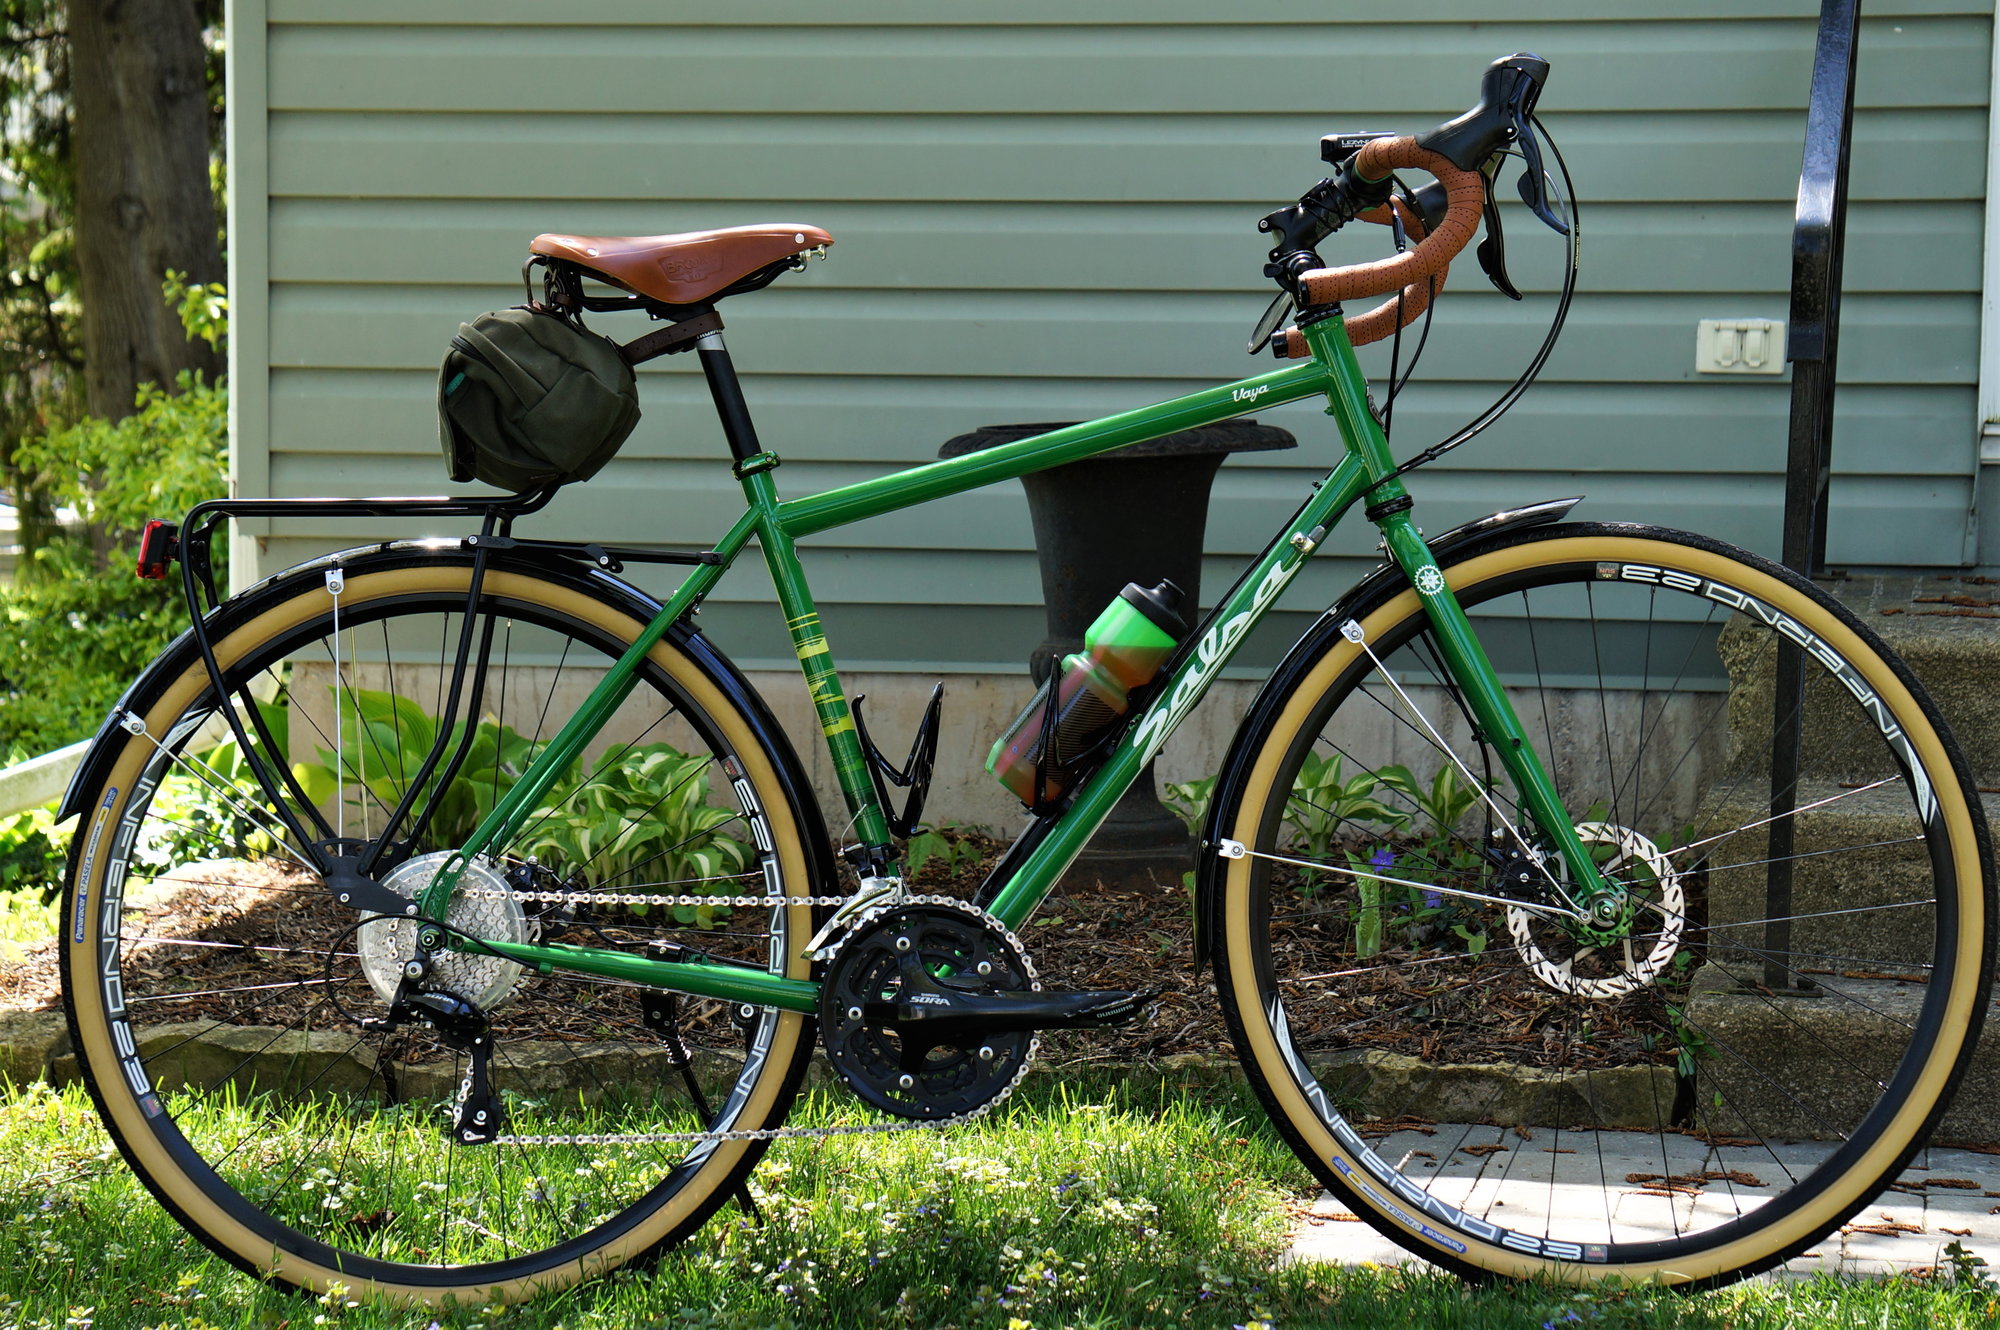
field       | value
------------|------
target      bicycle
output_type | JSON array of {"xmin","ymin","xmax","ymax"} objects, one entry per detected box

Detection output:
[{"xmin": 56, "ymin": 53, "xmax": 1994, "ymax": 1304}]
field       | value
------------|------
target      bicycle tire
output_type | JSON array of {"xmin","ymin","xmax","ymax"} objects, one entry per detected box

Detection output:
[
  {"xmin": 60, "ymin": 544, "xmax": 832, "ymax": 1303},
  {"xmin": 1206, "ymin": 523, "xmax": 1993, "ymax": 1286}
]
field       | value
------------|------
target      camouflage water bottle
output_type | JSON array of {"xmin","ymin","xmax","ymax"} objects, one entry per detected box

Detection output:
[{"xmin": 987, "ymin": 579, "xmax": 1185, "ymax": 807}]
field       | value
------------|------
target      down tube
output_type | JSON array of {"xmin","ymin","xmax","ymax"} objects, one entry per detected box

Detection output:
[{"xmin": 982, "ymin": 452, "xmax": 1372, "ymax": 931}]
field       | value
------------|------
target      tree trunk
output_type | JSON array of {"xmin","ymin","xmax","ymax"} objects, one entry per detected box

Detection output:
[{"xmin": 70, "ymin": 0, "xmax": 222, "ymax": 421}]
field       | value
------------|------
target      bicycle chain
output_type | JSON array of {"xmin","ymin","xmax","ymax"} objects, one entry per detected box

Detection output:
[
  {"xmin": 485, "ymin": 893, "xmax": 1039, "ymax": 1147},
  {"xmin": 462, "ymin": 887, "xmax": 852, "ymax": 909}
]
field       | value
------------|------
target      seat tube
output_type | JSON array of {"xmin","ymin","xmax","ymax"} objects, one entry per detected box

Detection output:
[
  {"xmin": 702, "ymin": 332, "xmax": 894, "ymax": 853},
  {"xmin": 750, "ymin": 495, "xmax": 893, "ymax": 852}
]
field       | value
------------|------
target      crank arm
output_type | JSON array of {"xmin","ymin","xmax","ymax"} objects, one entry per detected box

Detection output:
[{"xmin": 867, "ymin": 976, "xmax": 1162, "ymax": 1042}]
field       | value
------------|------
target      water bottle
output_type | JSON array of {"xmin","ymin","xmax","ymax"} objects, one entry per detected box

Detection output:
[{"xmin": 987, "ymin": 579, "xmax": 1186, "ymax": 806}]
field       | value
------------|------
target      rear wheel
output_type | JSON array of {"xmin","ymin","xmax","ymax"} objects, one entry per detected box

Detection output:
[
  {"xmin": 60, "ymin": 548, "xmax": 828, "ymax": 1304},
  {"xmin": 1209, "ymin": 524, "xmax": 1992, "ymax": 1285}
]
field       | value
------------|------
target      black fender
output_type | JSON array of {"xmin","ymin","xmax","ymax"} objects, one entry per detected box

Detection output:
[
  {"xmin": 57, "ymin": 541, "xmax": 840, "ymax": 901},
  {"xmin": 1188, "ymin": 496, "xmax": 1580, "ymax": 973}
]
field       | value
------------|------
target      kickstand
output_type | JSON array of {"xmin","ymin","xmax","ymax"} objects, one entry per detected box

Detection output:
[{"xmin": 641, "ymin": 976, "xmax": 761, "ymax": 1222}]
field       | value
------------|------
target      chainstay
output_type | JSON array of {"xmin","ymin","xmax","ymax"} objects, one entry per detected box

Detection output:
[{"xmin": 491, "ymin": 894, "xmax": 1040, "ymax": 1147}]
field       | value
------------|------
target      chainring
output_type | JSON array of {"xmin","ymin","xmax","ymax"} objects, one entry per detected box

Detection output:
[
  {"xmin": 1506, "ymin": 822, "xmax": 1686, "ymax": 998},
  {"xmin": 820, "ymin": 901, "xmax": 1039, "ymax": 1120}
]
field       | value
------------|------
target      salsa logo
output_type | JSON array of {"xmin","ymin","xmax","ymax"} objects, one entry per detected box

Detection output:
[{"xmin": 1133, "ymin": 547, "xmax": 1305, "ymax": 762}]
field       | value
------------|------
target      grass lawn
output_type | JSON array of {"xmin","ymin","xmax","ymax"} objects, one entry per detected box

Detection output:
[{"xmin": 1, "ymin": 1069, "xmax": 1996, "ymax": 1330}]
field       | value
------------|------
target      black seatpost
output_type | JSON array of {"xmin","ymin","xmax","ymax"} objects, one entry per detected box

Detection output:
[{"xmin": 693, "ymin": 330, "xmax": 766, "ymax": 466}]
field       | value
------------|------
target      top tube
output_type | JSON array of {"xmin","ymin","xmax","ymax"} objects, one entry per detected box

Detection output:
[{"xmin": 774, "ymin": 360, "xmax": 1334, "ymax": 538}]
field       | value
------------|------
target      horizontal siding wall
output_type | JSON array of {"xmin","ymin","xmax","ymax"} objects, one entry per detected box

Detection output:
[{"xmin": 233, "ymin": 1, "xmax": 1991, "ymax": 674}]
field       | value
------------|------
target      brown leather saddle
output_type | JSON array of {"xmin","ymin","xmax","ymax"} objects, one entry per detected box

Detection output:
[{"xmin": 530, "ymin": 223, "xmax": 834, "ymax": 306}]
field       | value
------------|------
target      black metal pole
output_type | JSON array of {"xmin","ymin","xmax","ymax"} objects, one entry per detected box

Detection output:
[{"xmin": 1767, "ymin": 0, "xmax": 1861, "ymax": 990}]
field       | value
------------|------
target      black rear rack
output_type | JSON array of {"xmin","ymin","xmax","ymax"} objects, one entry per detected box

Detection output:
[{"xmin": 158, "ymin": 484, "xmax": 719, "ymax": 892}]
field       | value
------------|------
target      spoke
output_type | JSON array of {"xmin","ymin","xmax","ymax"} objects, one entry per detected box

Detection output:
[
  {"xmin": 124, "ymin": 977, "xmax": 349, "ymax": 1004},
  {"xmin": 1621, "ymin": 600, "xmax": 1728, "ymax": 843},
  {"xmin": 121, "ymin": 876, "xmax": 325, "ymax": 904},
  {"xmin": 1345, "ymin": 626, "xmax": 1572, "ymax": 906},
  {"xmin": 1236, "ymin": 843, "xmax": 1581, "ymax": 922},
  {"xmin": 504, "ymin": 707, "xmax": 680, "ymax": 852},
  {"xmin": 1673, "ymin": 777, "xmax": 1903, "ymax": 856},
  {"xmin": 124, "ymin": 725, "xmax": 318, "ymax": 872},
  {"xmin": 1282, "ymin": 947, "xmax": 1501, "ymax": 985},
  {"xmin": 1699, "ymin": 836, "xmax": 1928, "ymax": 876},
  {"xmin": 126, "ymin": 936, "xmax": 360, "ymax": 959},
  {"xmin": 1697, "ymin": 898, "xmax": 1935, "ymax": 930}
]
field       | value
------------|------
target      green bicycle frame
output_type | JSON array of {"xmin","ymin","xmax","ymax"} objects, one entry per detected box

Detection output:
[{"xmin": 422, "ymin": 310, "xmax": 1616, "ymax": 1012}]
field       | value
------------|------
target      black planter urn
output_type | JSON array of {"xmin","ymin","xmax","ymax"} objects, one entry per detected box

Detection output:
[{"xmin": 939, "ymin": 419, "xmax": 1296, "ymax": 891}]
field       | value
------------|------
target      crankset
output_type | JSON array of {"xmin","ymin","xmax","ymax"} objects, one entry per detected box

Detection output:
[{"xmin": 820, "ymin": 901, "xmax": 1157, "ymax": 1120}]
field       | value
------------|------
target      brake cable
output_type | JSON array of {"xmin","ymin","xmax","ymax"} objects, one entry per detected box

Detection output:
[
  {"xmin": 1380, "ymin": 177, "xmax": 1441, "ymax": 441},
  {"xmin": 1366, "ymin": 115, "xmax": 1578, "ymax": 490}
]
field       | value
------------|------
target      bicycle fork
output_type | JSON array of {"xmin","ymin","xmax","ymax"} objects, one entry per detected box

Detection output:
[{"xmin": 1309, "ymin": 313, "xmax": 1625, "ymax": 937}]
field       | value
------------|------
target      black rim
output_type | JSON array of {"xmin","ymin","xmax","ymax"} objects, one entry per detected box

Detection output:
[{"xmin": 1217, "ymin": 526, "xmax": 1983, "ymax": 1277}]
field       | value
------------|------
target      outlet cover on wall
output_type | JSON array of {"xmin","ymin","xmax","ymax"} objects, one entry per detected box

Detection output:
[{"xmin": 1696, "ymin": 318, "xmax": 1786, "ymax": 374}]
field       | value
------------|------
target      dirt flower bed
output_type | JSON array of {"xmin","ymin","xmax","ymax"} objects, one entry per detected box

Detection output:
[{"xmin": 3, "ymin": 829, "xmax": 1680, "ymax": 1074}]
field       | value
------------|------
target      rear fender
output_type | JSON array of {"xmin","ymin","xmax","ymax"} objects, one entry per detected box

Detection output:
[{"xmin": 56, "ymin": 544, "xmax": 839, "ymax": 901}]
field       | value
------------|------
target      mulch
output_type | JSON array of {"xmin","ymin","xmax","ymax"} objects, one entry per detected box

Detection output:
[{"xmin": 2, "ymin": 829, "xmax": 1677, "ymax": 1074}]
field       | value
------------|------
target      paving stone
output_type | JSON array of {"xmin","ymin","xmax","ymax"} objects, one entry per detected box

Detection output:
[{"xmin": 1285, "ymin": 1122, "xmax": 2000, "ymax": 1281}]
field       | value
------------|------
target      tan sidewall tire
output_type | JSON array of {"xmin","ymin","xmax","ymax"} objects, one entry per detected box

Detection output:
[
  {"xmin": 1216, "ymin": 534, "xmax": 1988, "ymax": 1284},
  {"xmin": 64, "ymin": 564, "xmax": 818, "ymax": 1305}
]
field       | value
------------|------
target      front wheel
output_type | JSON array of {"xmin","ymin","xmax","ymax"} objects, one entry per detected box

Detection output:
[
  {"xmin": 1208, "ymin": 524, "xmax": 1992, "ymax": 1286},
  {"xmin": 60, "ymin": 547, "xmax": 830, "ymax": 1304}
]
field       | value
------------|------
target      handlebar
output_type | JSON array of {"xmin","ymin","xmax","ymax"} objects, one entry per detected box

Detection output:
[
  {"xmin": 1296, "ymin": 138, "xmax": 1484, "ymax": 330},
  {"xmin": 1261, "ymin": 53, "xmax": 1554, "ymax": 350}
]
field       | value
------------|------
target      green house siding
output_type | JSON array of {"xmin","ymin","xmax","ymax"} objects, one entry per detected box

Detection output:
[{"xmin": 229, "ymin": 1, "xmax": 1992, "ymax": 674}]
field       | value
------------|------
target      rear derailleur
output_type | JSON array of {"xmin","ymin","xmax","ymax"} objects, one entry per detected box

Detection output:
[
  {"xmin": 356, "ymin": 932, "xmax": 506, "ymax": 1146},
  {"xmin": 819, "ymin": 899, "xmax": 1158, "ymax": 1121}
]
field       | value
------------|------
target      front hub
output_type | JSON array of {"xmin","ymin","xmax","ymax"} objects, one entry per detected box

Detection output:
[{"xmin": 1506, "ymin": 823, "xmax": 1685, "ymax": 998}]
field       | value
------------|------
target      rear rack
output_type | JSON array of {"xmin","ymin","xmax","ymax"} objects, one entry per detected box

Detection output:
[{"xmin": 153, "ymin": 484, "xmax": 720, "ymax": 890}]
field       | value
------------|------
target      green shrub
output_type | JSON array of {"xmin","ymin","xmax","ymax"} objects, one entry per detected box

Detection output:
[
  {"xmin": 0, "ymin": 806, "xmax": 63, "ymax": 900},
  {"xmin": 0, "ymin": 273, "xmax": 227, "ymax": 761},
  {"xmin": 298, "ymin": 686, "xmax": 752, "ymax": 924}
]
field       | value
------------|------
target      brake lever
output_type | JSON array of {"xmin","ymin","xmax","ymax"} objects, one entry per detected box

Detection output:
[
  {"xmin": 1475, "ymin": 98, "xmax": 1570, "ymax": 301},
  {"xmin": 1475, "ymin": 161, "xmax": 1521, "ymax": 301},
  {"xmin": 1509, "ymin": 105, "xmax": 1569, "ymax": 237}
]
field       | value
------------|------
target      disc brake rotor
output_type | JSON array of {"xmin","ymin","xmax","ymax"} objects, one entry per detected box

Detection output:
[
  {"xmin": 1507, "ymin": 822, "xmax": 1685, "ymax": 998},
  {"xmin": 820, "ymin": 902, "xmax": 1038, "ymax": 1120},
  {"xmin": 356, "ymin": 851, "xmax": 529, "ymax": 1010}
]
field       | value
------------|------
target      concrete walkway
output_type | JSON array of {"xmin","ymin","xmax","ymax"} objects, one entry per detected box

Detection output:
[{"xmin": 1287, "ymin": 1123, "xmax": 2000, "ymax": 1279}]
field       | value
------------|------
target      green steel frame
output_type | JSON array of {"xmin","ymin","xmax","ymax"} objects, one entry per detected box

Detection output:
[{"xmin": 416, "ymin": 309, "xmax": 1617, "ymax": 1011}]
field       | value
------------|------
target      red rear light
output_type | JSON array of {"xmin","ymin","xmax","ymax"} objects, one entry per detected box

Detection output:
[{"xmin": 136, "ymin": 520, "xmax": 179, "ymax": 580}]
